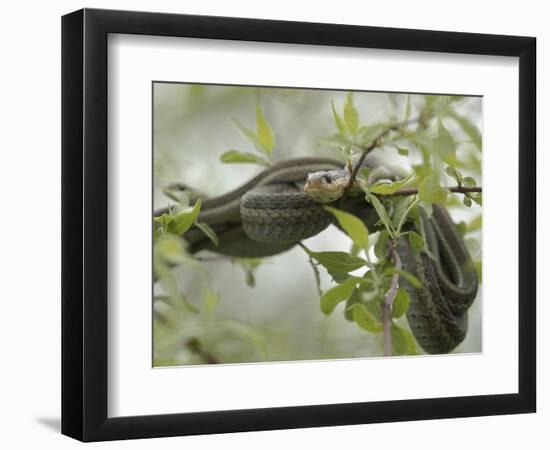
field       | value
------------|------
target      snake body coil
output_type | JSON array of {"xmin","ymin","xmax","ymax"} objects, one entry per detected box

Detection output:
[
  {"xmin": 156, "ymin": 158, "xmax": 479, "ymax": 354},
  {"xmin": 398, "ymin": 205, "xmax": 478, "ymax": 353},
  {"xmin": 241, "ymin": 184, "xmax": 333, "ymax": 243}
]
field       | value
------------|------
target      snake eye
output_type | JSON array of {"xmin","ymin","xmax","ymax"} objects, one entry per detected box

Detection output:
[{"xmin": 323, "ymin": 175, "xmax": 332, "ymax": 184}]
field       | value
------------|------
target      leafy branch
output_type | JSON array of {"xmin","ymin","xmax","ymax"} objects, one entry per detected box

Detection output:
[{"xmin": 220, "ymin": 103, "xmax": 275, "ymax": 167}]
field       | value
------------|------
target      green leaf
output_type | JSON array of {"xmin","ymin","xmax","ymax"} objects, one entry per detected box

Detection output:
[
  {"xmin": 364, "ymin": 297, "xmax": 384, "ymax": 322},
  {"xmin": 324, "ymin": 207, "xmax": 369, "ymax": 251},
  {"xmin": 331, "ymin": 100, "xmax": 347, "ymax": 136},
  {"xmin": 391, "ymin": 196, "xmax": 413, "ymax": 230},
  {"xmin": 204, "ymin": 290, "xmax": 219, "ymax": 313},
  {"xmin": 434, "ymin": 121, "xmax": 457, "ymax": 164},
  {"xmin": 449, "ymin": 110, "xmax": 482, "ymax": 150},
  {"xmin": 456, "ymin": 221, "xmax": 467, "ymax": 237},
  {"xmin": 463, "ymin": 196, "xmax": 473, "ymax": 207},
  {"xmin": 462, "ymin": 176, "xmax": 476, "ymax": 187},
  {"xmin": 331, "ymin": 272, "xmax": 352, "ymax": 284},
  {"xmin": 467, "ymin": 215, "xmax": 482, "ymax": 232},
  {"xmin": 352, "ymin": 303, "xmax": 383, "ymax": 333},
  {"xmin": 232, "ymin": 119, "xmax": 259, "ymax": 145},
  {"xmin": 167, "ymin": 199, "xmax": 202, "ymax": 235},
  {"xmin": 412, "ymin": 163, "xmax": 430, "ymax": 179},
  {"xmin": 256, "ymin": 105, "xmax": 275, "ymax": 154},
  {"xmin": 361, "ymin": 286, "xmax": 382, "ymax": 303},
  {"xmin": 396, "ymin": 146, "xmax": 409, "ymax": 156},
  {"xmin": 359, "ymin": 166, "xmax": 371, "ymax": 184},
  {"xmin": 418, "ymin": 176, "xmax": 448, "ymax": 204},
  {"xmin": 370, "ymin": 174, "xmax": 415, "ymax": 195},
  {"xmin": 366, "ymin": 193, "xmax": 395, "ymax": 236},
  {"xmin": 245, "ymin": 269, "xmax": 255, "ymax": 287},
  {"xmin": 391, "ymin": 323, "xmax": 417, "ymax": 355},
  {"xmin": 391, "ymin": 324, "xmax": 407, "ymax": 355},
  {"xmin": 355, "ymin": 124, "xmax": 387, "ymax": 147},
  {"xmin": 320, "ymin": 277, "xmax": 363, "ymax": 315},
  {"xmin": 194, "ymin": 221, "xmax": 219, "ymax": 246},
  {"xmin": 318, "ymin": 132, "xmax": 352, "ymax": 149},
  {"xmin": 236, "ymin": 258, "xmax": 264, "ymax": 288},
  {"xmin": 344, "ymin": 287, "xmax": 361, "ymax": 321},
  {"xmin": 384, "ymin": 267, "xmax": 422, "ymax": 289},
  {"xmin": 303, "ymin": 248, "xmax": 367, "ymax": 276},
  {"xmin": 474, "ymin": 259, "xmax": 482, "ymax": 283},
  {"xmin": 407, "ymin": 204, "xmax": 423, "ymax": 235},
  {"xmin": 344, "ymin": 93, "xmax": 359, "ymax": 134},
  {"xmin": 155, "ymin": 234, "xmax": 195, "ymax": 266},
  {"xmin": 153, "ymin": 213, "xmax": 174, "ymax": 234},
  {"xmin": 403, "ymin": 327, "xmax": 418, "ymax": 354},
  {"xmin": 374, "ymin": 230, "xmax": 390, "ymax": 259},
  {"xmin": 445, "ymin": 196, "xmax": 464, "ymax": 209},
  {"xmin": 349, "ymin": 243, "xmax": 361, "ymax": 257},
  {"xmin": 408, "ymin": 231, "xmax": 425, "ymax": 252},
  {"xmin": 220, "ymin": 150, "xmax": 270, "ymax": 166},
  {"xmin": 445, "ymin": 165, "xmax": 463, "ymax": 185},
  {"xmin": 392, "ymin": 288, "xmax": 410, "ymax": 318},
  {"xmin": 153, "ymin": 228, "xmax": 161, "ymax": 240},
  {"xmin": 471, "ymin": 193, "xmax": 482, "ymax": 206}
]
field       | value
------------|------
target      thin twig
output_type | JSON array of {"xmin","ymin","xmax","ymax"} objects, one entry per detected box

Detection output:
[
  {"xmin": 344, "ymin": 138, "xmax": 381, "ymax": 196},
  {"xmin": 383, "ymin": 243, "xmax": 402, "ymax": 356},
  {"xmin": 344, "ymin": 117, "xmax": 421, "ymax": 197}
]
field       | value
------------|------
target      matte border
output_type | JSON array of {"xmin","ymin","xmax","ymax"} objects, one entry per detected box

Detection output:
[{"xmin": 61, "ymin": 8, "xmax": 536, "ymax": 442}]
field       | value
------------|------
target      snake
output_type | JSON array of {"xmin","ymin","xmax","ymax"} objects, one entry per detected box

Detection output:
[{"xmin": 155, "ymin": 157, "xmax": 479, "ymax": 354}]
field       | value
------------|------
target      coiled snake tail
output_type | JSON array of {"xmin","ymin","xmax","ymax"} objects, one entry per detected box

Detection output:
[{"xmin": 397, "ymin": 204, "xmax": 479, "ymax": 354}]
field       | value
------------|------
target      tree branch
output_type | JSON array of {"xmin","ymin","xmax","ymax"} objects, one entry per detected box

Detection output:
[
  {"xmin": 344, "ymin": 139, "xmax": 381, "ymax": 196},
  {"xmin": 386, "ymin": 185, "xmax": 482, "ymax": 197},
  {"xmin": 383, "ymin": 243, "xmax": 402, "ymax": 356}
]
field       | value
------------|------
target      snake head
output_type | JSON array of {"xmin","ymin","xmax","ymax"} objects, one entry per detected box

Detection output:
[
  {"xmin": 304, "ymin": 169, "xmax": 349, "ymax": 203},
  {"xmin": 162, "ymin": 182, "xmax": 204, "ymax": 205}
]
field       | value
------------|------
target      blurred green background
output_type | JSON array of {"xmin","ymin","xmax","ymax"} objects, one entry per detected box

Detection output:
[{"xmin": 153, "ymin": 83, "xmax": 482, "ymax": 366}]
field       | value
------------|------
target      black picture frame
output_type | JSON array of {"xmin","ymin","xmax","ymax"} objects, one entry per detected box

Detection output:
[{"xmin": 61, "ymin": 8, "xmax": 536, "ymax": 442}]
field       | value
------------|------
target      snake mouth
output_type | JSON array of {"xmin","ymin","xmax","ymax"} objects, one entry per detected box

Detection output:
[
  {"xmin": 304, "ymin": 170, "xmax": 349, "ymax": 203},
  {"xmin": 303, "ymin": 186, "xmax": 344, "ymax": 203}
]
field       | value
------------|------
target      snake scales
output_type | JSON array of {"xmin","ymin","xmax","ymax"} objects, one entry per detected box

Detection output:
[{"xmin": 155, "ymin": 157, "xmax": 479, "ymax": 354}]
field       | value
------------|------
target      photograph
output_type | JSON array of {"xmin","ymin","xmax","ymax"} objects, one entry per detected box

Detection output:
[
  {"xmin": 0, "ymin": 0, "xmax": 542, "ymax": 446},
  {"xmin": 152, "ymin": 83, "xmax": 483, "ymax": 366}
]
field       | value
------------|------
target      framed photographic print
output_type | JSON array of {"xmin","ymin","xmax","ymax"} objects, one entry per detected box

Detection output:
[{"xmin": 61, "ymin": 8, "xmax": 536, "ymax": 442}]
